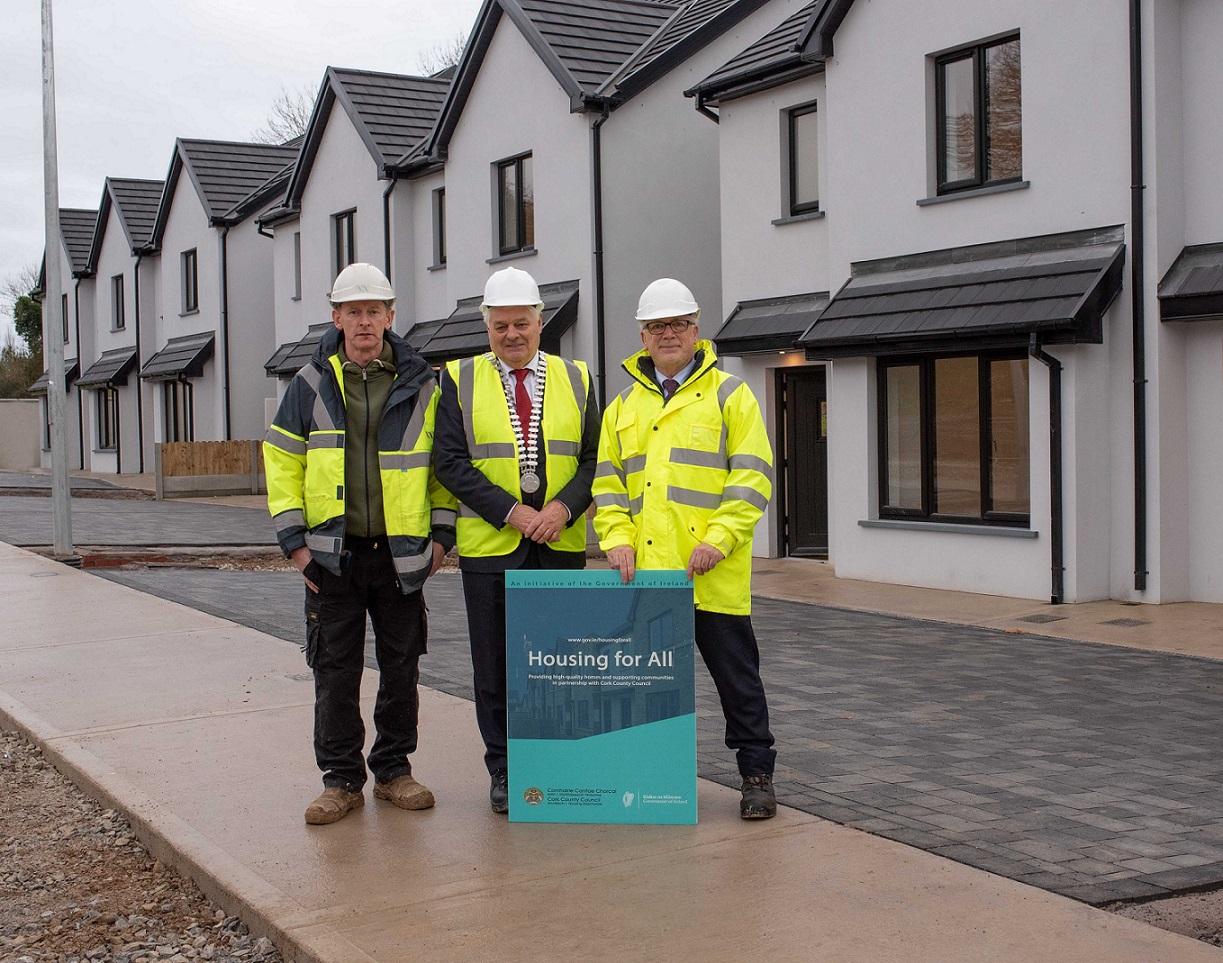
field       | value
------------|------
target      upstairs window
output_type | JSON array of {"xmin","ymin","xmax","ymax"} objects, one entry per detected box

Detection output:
[
  {"xmin": 333, "ymin": 210, "xmax": 356, "ymax": 278},
  {"xmin": 785, "ymin": 102, "xmax": 820, "ymax": 216},
  {"xmin": 292, "ymin": 232, "xmax": 302, "ymax": 300},
  {"xmin": 497, "ymin": 154, "xmax": 534, "ymax": 256},
  {"xmin": 111, "ymin": 274, "xmax": 125, "ymax": 330},
  {"xmin": 936, "ymin": 35, "xmax": 1021, "ymax": 194},
  {"xmin": 433, "ymin": 187, "xmax": 447, "ymax": 267},
  {"xmin": 181, "ymin": 249, "xmax": 198, "ymax": 313},
  {"xmin": 61, "ymin": 293, "xmax": 69, "ymax": 343}
]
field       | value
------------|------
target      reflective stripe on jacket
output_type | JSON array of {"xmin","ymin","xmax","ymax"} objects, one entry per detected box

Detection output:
[
  {"xmin": 263, "ymin": 327, "xmax": 458, "ymax": 594},
  {"xmin": 592, "ymin": 340, "xmax": 773, "ymax": 615},
  {"xmin": 445, "ymin": 352, "xmax": 590, "ymax": 557}
]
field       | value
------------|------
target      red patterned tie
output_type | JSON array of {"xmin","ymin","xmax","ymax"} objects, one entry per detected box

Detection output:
[{"xmin": 512, "ymin": 368, "xmax": 532, "ymax": 447}]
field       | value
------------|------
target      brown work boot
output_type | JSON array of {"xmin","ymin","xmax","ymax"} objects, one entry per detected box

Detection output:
[
  {"xmin": 304, "ymin": 786, "xmax": 364, "ymax": 825},
  {"xmin": 373, "ymin": 774, "xmax": 436, "ymax": 811}
]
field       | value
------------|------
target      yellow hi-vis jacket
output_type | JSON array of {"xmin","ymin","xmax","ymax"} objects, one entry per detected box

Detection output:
[
  {"xmin": 593, "ymin": 341, "xmax": 773, "ymax": 615},
  {"xmin": 445, "ymin": 352, "xmax": 591, "ymax": 557},
  {"xmin": 263, "ymin": 327, "xmax": 457, "ymax": 595}
]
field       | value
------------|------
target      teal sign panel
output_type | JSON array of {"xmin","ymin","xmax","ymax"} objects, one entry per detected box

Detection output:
[{"xmin": 506, "ymin": 570, "xmax": 697, "ymax": 824}]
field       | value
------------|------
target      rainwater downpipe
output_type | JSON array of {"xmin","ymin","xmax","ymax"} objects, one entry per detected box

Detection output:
[
  {"xmin": 133, "ymin": 254, "xmax": 144, "ymax": 472},
  {"xmin": 1129, "ymin": 0, "xmax": 1148, "ymax": 592},
  {"xmin": 220, "ymin": 227, "xmax": 232, "ymax": 440},
  {"xmin": 382, "ymin": 172, "xmax": 399, "ymax": 282},
  {"xmin": 590, "ymin": 102, "xmax": 611, "ymax": 410},
  {"xmin": 73, "ymin": 278, "xmax": 83, "ymax": 468},
  {"xmin": 1029, "ymin": 334, "xmax": 1064, "ymax": 605}
]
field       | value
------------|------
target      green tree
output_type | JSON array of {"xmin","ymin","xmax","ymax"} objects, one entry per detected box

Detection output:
[
  {"xmin": 13, "ymin": 294, "xmax": 42, "ymax": 355},
  {"xmin": 0, "ymin": 331, "xmax": 43, "ymax": 399}
]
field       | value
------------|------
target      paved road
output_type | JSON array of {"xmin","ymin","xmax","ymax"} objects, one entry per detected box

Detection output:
[
  {"xmin": 0, "ymin": 471, "xmax": 117, "ymax": 490},
  {"xmin": 0, "ymin": 495, "xmax": 276, "ymax": 547},
  {"xmin": 99, "ymin": 566, "xmax": 1223, "ymax": 905}
]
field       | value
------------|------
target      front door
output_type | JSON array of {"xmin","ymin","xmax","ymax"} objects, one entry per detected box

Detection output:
[{"xmin": 778, "ymin": 367, "xmax": 828, "ymax": 557}]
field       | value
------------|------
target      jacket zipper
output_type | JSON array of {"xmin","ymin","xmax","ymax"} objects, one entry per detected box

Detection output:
[{"xmin": 363, "ymin": 367, "xmax": 371, "ymax": 536}]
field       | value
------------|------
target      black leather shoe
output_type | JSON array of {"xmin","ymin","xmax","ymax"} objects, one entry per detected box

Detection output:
[
  {"xmin": 740, "ymin": 774, "xmax": 777, "ymax": 819},
  {"xmin": 490, "ymin": 769, "xmax": 509, "ymax": 814}
]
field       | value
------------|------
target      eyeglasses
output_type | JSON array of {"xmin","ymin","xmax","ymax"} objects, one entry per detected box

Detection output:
[{"xmin": 642, "ymin": 319, "xmax": 695, "ymax": 336}]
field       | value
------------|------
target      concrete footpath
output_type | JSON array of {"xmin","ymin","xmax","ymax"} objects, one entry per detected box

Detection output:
[{"xmin": 1, "ymin": 542, "xmax": 1217, "ymax": 962}]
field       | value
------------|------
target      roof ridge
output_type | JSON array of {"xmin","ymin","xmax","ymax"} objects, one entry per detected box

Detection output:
[
  {"xmin": 329, "ymin": 65, "xmax": 451, "ymax": 84},
  {"xmin": 179, "ymin": 137, "xmax": 297, "ymax": 150}
]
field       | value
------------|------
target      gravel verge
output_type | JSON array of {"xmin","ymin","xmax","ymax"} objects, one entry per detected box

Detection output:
[{"xmin": 0, "ymin": 730, "xmax": 282, "ymax": 963}]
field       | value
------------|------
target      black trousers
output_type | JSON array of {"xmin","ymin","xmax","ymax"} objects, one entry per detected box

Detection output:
[
  {"xmin": 460, "ymin": 547, "xmax": 547, "ymax": 774},
  {"xmin": 695, "ymin": 610, "xmax": 776, "ymax": 777},
  {"xmin": 304, "ymin": 538, "xmax": 426, "ymax": 790}
]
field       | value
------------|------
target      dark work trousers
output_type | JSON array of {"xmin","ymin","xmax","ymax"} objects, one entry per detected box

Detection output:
[
  {"xmin": 695, "ymin": 610, "xmax": 777, "ymax": 777},
  {"xmin": 304, "ymin": 536, "xmax": 426, "ymax": 791},
  {"xmin": 460, "ymin": 544, "xmax": 545, "ymax": 774}
]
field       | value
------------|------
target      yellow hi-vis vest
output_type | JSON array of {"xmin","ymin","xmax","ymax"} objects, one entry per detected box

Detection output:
[
  {"xmin": 446, "ymin": 352, "xmax": 590, "ymax": 558},
  {"xmin": 593, "ymin": 341, "xmax": 773, "ymax": 615},
  {"xmin": 264, "ymin": 339, "xmax": 457, "ymax": 593}
]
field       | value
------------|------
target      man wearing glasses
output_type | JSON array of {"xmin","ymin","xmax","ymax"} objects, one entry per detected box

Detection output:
[{"xmin": 593, "ymin": 278, "xmax": 778, "ymax": 819}]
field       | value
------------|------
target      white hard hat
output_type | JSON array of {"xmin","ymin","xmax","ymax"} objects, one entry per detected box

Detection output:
[
  {"xmin": 481, "ymin": 266, "xmax": 543, "ymax": 310},
  {"xmin": 635, "ymin": 278, "xmax": 699, "ymax": 322},
  {"xmin": 329, "ymin": 263, "xmax": 395, "ymax": 303}
]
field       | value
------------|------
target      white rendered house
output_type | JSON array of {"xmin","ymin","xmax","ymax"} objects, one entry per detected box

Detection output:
[{"xmin": 690, "ymin": 0, "xmax": 1223, "ymax": 603}]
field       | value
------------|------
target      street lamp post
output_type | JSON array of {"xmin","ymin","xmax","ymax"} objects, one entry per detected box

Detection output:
[{"xmin": 41, "ymin": 0, "xmax": 75, "ymax": 560}]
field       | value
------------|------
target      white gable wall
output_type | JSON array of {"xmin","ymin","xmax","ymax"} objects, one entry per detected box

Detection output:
[
  {"xmin": 89, "ymin": 202, "xmax": 142, "ymax": 473},
  {"xmin": 225, "ymin": 215, "xmax": 279, "ymax": 439},
  {"xmin": 155, "ymin": 171, "xmax": 223, "ymax": 444},
  {"xmin": 299, "ymin": 101, "xmax": 386, "ymax": 326},
  {"xmin": 270, "ymin": 215, "xmax": 303, "ymax": 400},
  {"xmin": 394, "ymin": 169, "xmax": 449, "ymax": 330},
  {"xmin": 443, "ymin": 16, "xmax": 593, "ymax": 362}
]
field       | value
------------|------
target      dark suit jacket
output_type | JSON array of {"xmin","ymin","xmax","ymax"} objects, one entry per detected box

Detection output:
[{"xmin": 434, "ymin": 359, "xmax": 600, "ymax": 572}]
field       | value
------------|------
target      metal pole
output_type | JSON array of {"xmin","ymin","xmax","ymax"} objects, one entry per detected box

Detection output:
[{"xmin": 41, "ymin": 0, "xmax": 74, "ymax": 559}]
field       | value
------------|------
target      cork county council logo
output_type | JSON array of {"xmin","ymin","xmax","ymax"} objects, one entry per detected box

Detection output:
[{"xmin": 523, "ymin": 787, "xmax": 544, "ymax": 806}]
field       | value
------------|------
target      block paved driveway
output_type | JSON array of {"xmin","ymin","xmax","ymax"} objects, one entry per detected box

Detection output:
[
  {"xmin": 0, "ymin": 495, "xmax": 276, "ymax": 547},
  {"xmin": 98, "ymin": 566, "xmax": 1223, "ymax": 905}
]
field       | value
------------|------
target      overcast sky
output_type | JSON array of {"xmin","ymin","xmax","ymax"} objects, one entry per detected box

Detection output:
[{"xmin": 0, "ymin": 0, "xmax": 483, "ymax": 345}]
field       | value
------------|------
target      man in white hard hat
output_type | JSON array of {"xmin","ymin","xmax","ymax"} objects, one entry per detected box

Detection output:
[
  {"xmin": 593, "ymin": 278, "xmax": 778, "ymax": 819},
  {"xmin": 433, "ymin": 266, "xmax": 599, "ymax": 813},
  {"xmin": 264, "ymin": 262, "xmax": 458, "ymax": 825}
]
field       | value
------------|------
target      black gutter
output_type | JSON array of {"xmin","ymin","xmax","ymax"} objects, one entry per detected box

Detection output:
[
  {"xmin": 73, "ymin": 279, "xmax": 83, "ymax": 468},
  {"xmin": 133, "ymin": 254, "xmax": 144, "ymax": 472},
  {"xmin": 590, "ymin": 102, "xmax": 611, "ymax": 410},
  {"xmin": 1129, "ymin": 0, "xmax": 1148, "ymax": 593},
  {"xmin": 257, "ymin": 222, "xmax": 274, "ymax": 240},
  {"xmin": 382, "ymin": 171, "xmax": 398, "ymax": 281},
  {"xmin": 220, "ymin": 227, "xmax": 232, "ymax": 440},
  {"xmin": 1029, "ymin": 335, "xmax": 1064, "ymax": 605}
]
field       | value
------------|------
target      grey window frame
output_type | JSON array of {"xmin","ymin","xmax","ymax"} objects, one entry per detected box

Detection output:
[
  {"xmin": 876, "ymin": 351, "xmax": 1030, "ymax": 527},
  {"xmin": 935, "ymin": 34, "xmax": 1022, "ymax": 195},
  {"xmin": 97, "ymin": 387, "xmax": 119, "ymax": 451},
  {"xmin": 181, "ymin": 248, "xmax": 198, "ymax": 314},
  {"xmin": 163, "ymin": 379, "xmax": 194, "ymax": 443},
  {"xmin": 785, "ymin": 101, "xmax": 820, "ymax": 216},
  {"xmin": 496, "ymin": 153, "xmax": 533, "ymax": 256},
  {"xmin": 432, "ymin": 187, "xmax": 447, "ymax": 267},
  {"xmin": 111, "ymin": 274, "xmax": 125, "ymax": 330},
  {"xmin": 291, "ymin": 231, "xmax": 302, "ymax": 300},
  {"xmin": 333, "ymin": 209, "xmax": 356, "ymax": 278}
]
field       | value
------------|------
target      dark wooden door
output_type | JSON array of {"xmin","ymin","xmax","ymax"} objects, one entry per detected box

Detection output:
[{"xmin": 779, "ymin": 367, "xmax": 828, "ymax": 557}]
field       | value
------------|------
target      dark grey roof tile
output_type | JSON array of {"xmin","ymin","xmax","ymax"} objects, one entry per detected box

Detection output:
[
  {"xmin": 689, "ymin": 1, "xmax": 825, "ymax": 101},
  {"xmin": 109, "ymin": 178, "xmax": 165, "ymax": 249},
  {"xmin": 77, "ymin": 347, "xmax": 138, "ymax": 388},
  {"xmin": 58, "ymin": 209, "xmax": 98, "ymax": 274},
  {"xmin": 140, "ymin": 332, "xmax": 215, "ymax": 380},
  {"xmin": 330, "ymin": 68, "xmax": 451, "ymax": 166},
  {"xmin": 178, "ymin": 140, "xmax": 299, "ymax": 221},
  {"xmin": 415, "ymin": 280, "xmax": 579, "ymax": 364},
  {"xmin": 714, "ymin": 290, "xmax": 829, "ymax": 355}
]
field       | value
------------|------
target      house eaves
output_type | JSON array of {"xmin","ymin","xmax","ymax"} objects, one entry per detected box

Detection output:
[
  {"xmin": 685, "ymin": 1, "xmax": 826, "ymax": 110},
  {"xmin": 427, "ymin": 0, "xmax": 679, "ymax": 158},
  {"xmin": 284, "ymin": 67, "xmax": 450, "ymax": 207},
  {"xmin": 600, "ymin": 0, "xmax": 771, "ymax": 101},
  {"xmin": 87, "ymin": 177, "xmax": 165, "ymax": 269},
  {"xmin": 795, "ymin": 0, "xmax": 854, "ymax": 61},
  {"xmin": 151, "ymin": 139, "xmax": 300, "ymax": 245}
]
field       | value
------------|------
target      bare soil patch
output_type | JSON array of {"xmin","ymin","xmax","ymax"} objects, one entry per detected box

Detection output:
[
  {"xmin": 0, "ymin": 730, "xmax": 281, "ymax": 963},
  {"xmin": 1108, "ymin": 890, "xmax": 1223, "ymax": 948}
]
